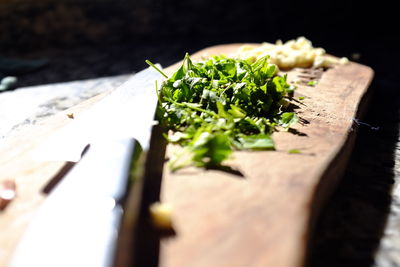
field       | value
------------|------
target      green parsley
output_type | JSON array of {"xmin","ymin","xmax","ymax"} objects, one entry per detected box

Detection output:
[
  {"xmin": 307, "ymin": 80, "xmax": 317, "ymax": 86},
  {"xmin": 147, "ymin": 54, "xmax": 297, "ymax": 171}
]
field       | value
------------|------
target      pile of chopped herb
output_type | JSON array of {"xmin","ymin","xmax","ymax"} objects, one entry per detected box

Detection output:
[{"xmin": 146, "ymin": 53, "xmax": 297, "ymax": 171}]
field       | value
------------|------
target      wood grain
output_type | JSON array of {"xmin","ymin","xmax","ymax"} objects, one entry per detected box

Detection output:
[{"xmin": 0, "ymin": 44, "xmax": 373, "ymax": 267}]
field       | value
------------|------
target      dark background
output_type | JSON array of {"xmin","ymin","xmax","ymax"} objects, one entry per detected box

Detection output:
[
  {"xmin": 1, "ymin": 0, "xmax": 397, "ymax": 86},
  {"xmin": 1, "ymin": 1, "xmax": 399, "ymax": 266}
]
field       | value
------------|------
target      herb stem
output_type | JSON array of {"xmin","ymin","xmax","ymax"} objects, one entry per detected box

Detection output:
[
  {"xmin": 164, "ymin": 97, "xmax": 219, "ymax": 118},
  {"xmin": 145, "ymin": 60, "xmax": 168, "ymax": 79}
]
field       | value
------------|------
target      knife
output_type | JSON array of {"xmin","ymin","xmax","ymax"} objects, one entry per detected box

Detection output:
[
  {"xmin": 33, "ymin": 65, "xmax": 163, "ymax": 162},
  {"xmin": 10, "ymin": 66, "xmax": 164, "ymax": 267}
]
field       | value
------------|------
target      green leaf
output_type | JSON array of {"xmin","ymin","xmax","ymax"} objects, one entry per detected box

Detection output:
[
  {"xmin": 236, "ymin": 134, "xmax": 275, "ymax": 150},
  {"xmin": 228, "ymin": 104, "xmax": 246, "ymax": 118},
  {"xmin": 168, "ymin": 131, "xmax": 191, "ymax": 143},
  {"xmin": 170, "ymin": 64, "xmax": 185, "ymax": 81},
  {"xmin": 216, "ymin": 101, "xmax": 230, "ymax": 119},
  {"xmin": 288, "ymin": 149, "xmax": 302, "ymax": 154},
  {"xmin": 307, "ymin": 80, "xmax": 317, "ymax": 86},
  {"xmin": 272, "ymin": 76, "xmax": 284, "ymax": 93},
  {"xmin": 264, "ymin": 64, "xmax": 277, "ymax": 77},
  {"xmin": 219, "ymin": 62, "xmax": 236, "ymax": 78},
  {"xmin": 192, "ymin": 133, "xmax": 232, "ymax": 167},
  {"xmin": 279, "ymin": 112, "xmax": 298, "ymax": 128}
]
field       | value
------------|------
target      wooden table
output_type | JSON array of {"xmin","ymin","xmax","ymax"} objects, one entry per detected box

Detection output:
[{"xmin": 0, "ymin": 44, "xmax": 374, "ymax": 267}]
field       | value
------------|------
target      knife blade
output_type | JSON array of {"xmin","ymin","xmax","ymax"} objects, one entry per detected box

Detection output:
[
  {"xmin": 33, "ymin": 65, "xmax": 163, "ymax": 162},
  {"xmin": 11, "ymin": 138, "xmax": 138, "ymax": 267},
  {"xmin": 10, "ymin": 66, "xmax": 164, "ymax": 267}
]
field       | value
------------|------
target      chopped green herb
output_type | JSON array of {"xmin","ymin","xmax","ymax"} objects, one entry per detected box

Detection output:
[
  {"xmin": 298, "ymin": 96, "xmax": 305, "ymax": 100},
  {"xmin": 288, "ymin": 149, "xmax": 302, "ymax": 154},
  {"xmin": 278, "ymin": 112, "xmax": 298, "ymax": 129},
  {"xmin": 147, "ymin": 54, "xmax": 297, "ymax": 170},
  {"xmin": 307, "ymin": 80, "xmax": 317, "ymax": 86}
]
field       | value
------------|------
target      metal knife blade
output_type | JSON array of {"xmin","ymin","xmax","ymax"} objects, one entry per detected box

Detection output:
[
  {"xmin": 33, "ymin": 66, "xmax": 163, "ymax": 162},
  {"xmin": 10, "ymin": 66, "xmax": 164, "ymax": 267},
  {"xmin": 10, "ymin": 138, "xmax": 138, "ymax": 267}
]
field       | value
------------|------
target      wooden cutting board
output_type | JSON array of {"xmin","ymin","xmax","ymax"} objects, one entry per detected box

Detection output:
[
  {"xmin": 157, "ymin": 44, "xmax": 374, "ymax": 267},
  {"xmin": 0, "ymin": 44, "xmax": 374, "ymax": 267}
]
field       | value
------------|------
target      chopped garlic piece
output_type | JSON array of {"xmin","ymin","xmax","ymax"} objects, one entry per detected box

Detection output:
[
  {"xmin": 234, "ymin": 37, "xmax": 349, "ymax": 70},
  {"xmin": 149, "ymin": 202, "xmax": 173, "ymax": 229},
  {"xmin": 339, "ymin": 57, "xmax": 349, "ymax": 64}
]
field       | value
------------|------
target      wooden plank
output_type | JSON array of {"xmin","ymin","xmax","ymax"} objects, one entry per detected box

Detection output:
[
  {"xmin": 0, "ymin": 44, "xmax": 373, "ymax": 267},
  {"xmin": 158, "ymin": 44, "xmax": 374, "ymax": 267}
]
